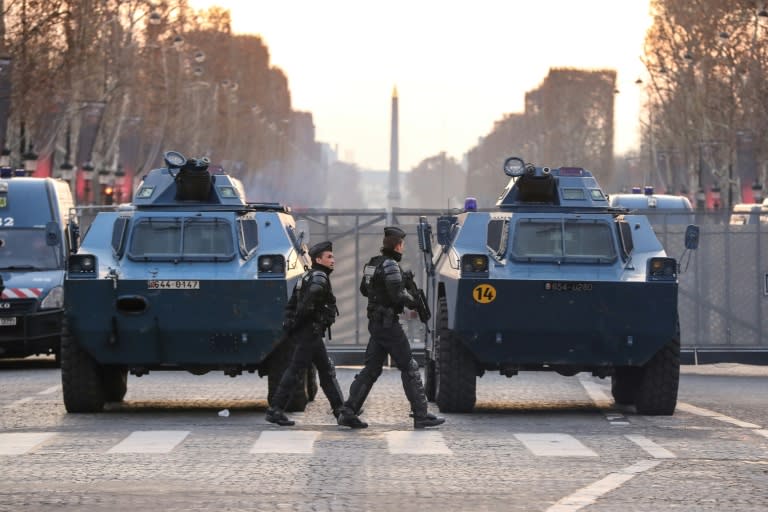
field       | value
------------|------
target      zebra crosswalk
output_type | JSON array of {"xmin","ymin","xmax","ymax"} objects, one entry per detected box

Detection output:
[{"xmin": 0, "ymin": 430, "xmax": 678, "ymax": 459}]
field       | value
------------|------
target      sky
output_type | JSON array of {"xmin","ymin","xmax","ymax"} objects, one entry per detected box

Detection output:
[{"xmin": 189, "ymin": 0, "xmax": 654, "ymax": 171}]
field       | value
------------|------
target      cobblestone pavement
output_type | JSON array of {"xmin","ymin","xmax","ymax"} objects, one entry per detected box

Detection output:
[{"xmin": 1, "ymin": 360, "xmax": 767, "ymax": 511}]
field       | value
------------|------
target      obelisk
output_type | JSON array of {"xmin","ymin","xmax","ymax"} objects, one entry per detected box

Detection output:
[{"xmin": 388, "ymin": 86, "xmax": 401, "ymax": 201}]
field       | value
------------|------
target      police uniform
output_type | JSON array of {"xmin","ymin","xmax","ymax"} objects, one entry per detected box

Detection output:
[
  {"xmin": 266, "ymin": 241, "xmax": 345, "ymax": 426},
  {"xmin": 338, "ymin": 226, "xmax": 444, "ymax": 429}
]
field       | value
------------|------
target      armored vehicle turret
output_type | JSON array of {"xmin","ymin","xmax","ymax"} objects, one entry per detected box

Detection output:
[
  {"xmin": 61, "ymin": 151, "xmax": 316, "ymax": 412},
  {"xmin": 417, "ymin": 157, "xmax": 699, "ymax": 415}
]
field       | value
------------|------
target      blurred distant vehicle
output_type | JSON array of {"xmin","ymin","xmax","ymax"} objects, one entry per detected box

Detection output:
[
  {"xmin": 729, "ymin": 201, "xmax": 768, "ymax": 225},
  {"xmin": 609, "ymin": 187, "xmax": 694, "ymax": 225}
]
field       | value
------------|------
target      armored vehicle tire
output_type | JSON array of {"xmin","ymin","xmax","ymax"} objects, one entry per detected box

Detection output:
[
  {"xmin": 424, "ymin": 358, "xmax": 436, "ymax": 402},
  {"xmin": 634, "ymin": 336, "xmax": 681, "ymax": 416},
  {"xmin": 103, "ymin": 367, "xmax": 128, "ymax": 402},
  {"xmin": 434, "ymin": 298, "xmax": 476, "ymax": 413},
  {"xmin": 611, "ymin": 367, "xmax": 641, "ymax": 405},
  {"xmin": 60, "ymin": 319, "xmax": 106, "ymax": 413}
]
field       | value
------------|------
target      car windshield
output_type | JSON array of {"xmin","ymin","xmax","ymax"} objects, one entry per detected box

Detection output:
[
  {"xmin": 511, "ymin": 219, "xmax": 616, "ymax": 263},
  {"xmin": 128, "ymin": 217, "xmax": 234, "ymax": 261},
  {"xmin": 0, "ymin": 228, "xmax": 61, "ymax": 270}
]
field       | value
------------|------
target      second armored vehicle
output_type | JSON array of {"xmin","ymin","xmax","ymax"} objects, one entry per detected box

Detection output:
[
  {"xmin": 61, "ymin": 151, "xmax": 316, "ymax": 412},
  {"xmin": 417, "ymin": 157, "xmax": 698, "ymax": 415}
]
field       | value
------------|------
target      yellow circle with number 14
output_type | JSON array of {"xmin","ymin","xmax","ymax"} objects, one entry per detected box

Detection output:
[{"xmin": 472, "ymin": 284, "xmax": 496, "ymax": 304}]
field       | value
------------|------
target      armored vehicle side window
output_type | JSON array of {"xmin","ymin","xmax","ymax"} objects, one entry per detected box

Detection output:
[
  {"xmin": 238, "ymin": 218, "xmax": 259, "ymax": 256},
  {"xmin": 111, "ymin": 217, "xmax": 129, "ymax": 257},
  {"xmin": 511, "ymin": 219, "xmax": 616, "ymax": 263},
  {"xmin": 617, "ymin": 220, "xmax": 634, "ymax": 260},
  {"xmin": 486, "ymin": 219, "xmax": 509, "ymax": 259},
  {"xmin": 128, "ymin": 217, "xmax": 234, "ymax": 261}
]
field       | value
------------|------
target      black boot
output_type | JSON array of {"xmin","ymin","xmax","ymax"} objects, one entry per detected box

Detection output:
[
  {"xmin": 337, "ymin": 406, "xmax": 368, "ymax": 429},
  {"xmin": 413, "ymin": 412, "xmax": 445, "ymax": 429},
  {"xmin": 266, "ymin": 407, "xmax": 295, "ymax": 427}
]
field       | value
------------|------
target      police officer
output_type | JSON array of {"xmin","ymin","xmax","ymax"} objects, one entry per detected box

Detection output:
[
  {"xmin": 337, "ymin": 226, "xmax": 445, "ymax": 429},
  {"xmin": 266, "ymin": 241, "xmax": 363, "ymax": 427}
]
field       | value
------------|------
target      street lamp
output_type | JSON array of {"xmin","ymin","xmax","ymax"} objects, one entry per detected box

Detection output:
[
  {"xmin": 752, "ymin": 181, "xmax": 764, "ymax": 203},
  {"xmin": 0, "ymin": 147, "xmax": 10, "ymax": 168},
  {"xmin": 58, "ymin": 162, "xmax": 75, "ymax": 181},
  {"xmin": 22, "ymin": 147, "xmax": 38, "ymax": 176},
  {"xmin": 114, "ymin": 166, "xmax": 126, "ymax": 203},
  {"xmin": 81, "ymin": 162, "xmax": 95, "ymax": 204},
  {"xmin": 696, "ymin": 187, "xmax": 706, "ymax": 211}
]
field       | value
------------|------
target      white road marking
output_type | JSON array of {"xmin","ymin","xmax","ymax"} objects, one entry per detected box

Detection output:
[
  {"xmin": 37, "ymin": 385, "xmax": 61, "ymax": 395},
  {"xmin": 107, "ymin": 430, "xmax": 189, "ymax": 454},
  {"xmin": 625, "ymin": 435, "xmax": 676, "ymax": 459},
  {"xmin": 515, "ymin": 434, "xmax": 598, "ymax": 457},
  {"xmin": 3, "ymin": 397, "xmax": 34, "ymax": 409},
  {"xmin": 547, "ymin": 459, "xmax": 661, "ymax": 511},
  {"xmin": 677, "ymin": 402, "xmax": 762, "ymax": 429},
  {"xmin": 385, "ymin": 431, "xmax": 453, "ymax": 455},
  {"xmin": 0, "ymin": 432, "xmax": 56, "ymax": 455},
  {"xmin": 250, "ymin": 431, "xmax": 319, "ymax": 454},
  {"xmin": 578, "ymin": 376, "xmax": 629, "ymax": 425}
]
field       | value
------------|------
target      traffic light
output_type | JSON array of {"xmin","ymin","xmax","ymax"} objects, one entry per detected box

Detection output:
[{"xmin": 103, "ymin": 186, "xmax": 114, "ymax": 205}]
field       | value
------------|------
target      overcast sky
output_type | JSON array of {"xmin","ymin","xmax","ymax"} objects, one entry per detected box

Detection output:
[{"xmin": 190, "ymin": 0, "xmax": 654, "ymax": 171}]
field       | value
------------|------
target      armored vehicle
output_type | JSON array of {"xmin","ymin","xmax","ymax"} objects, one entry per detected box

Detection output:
[
  {"xmin": 0, "ymin": 175, "xmax": 75, "ymax": 359},
  {"xmin": 416, "ymin": 157, "xmax": 699, "ymax": 415},
  {"xmin": 61, "ymin": 151, "xmax": 316, "ymax": 412}
]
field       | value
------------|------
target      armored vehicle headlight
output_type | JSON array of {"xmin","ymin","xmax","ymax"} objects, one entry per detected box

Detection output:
[
  {"xmin": 258, "ymin": 254, "xmax": 285, "ymax": 275},
  {"xmin": 68, "ymin": 254, "xmax": 97, "ymax": 274},
  {"xmin": 647, "ymin": 257, "xmax": 677, "ymax": 281},
  {"xmin": 461, "ymin": 254, "xmax": 489, "ymax": 276},
  {"xmin": 40, "ymin": 286, "xmax": 64, "ymax": 309}
]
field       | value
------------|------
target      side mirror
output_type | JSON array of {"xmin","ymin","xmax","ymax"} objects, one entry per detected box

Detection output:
[
  {"xmin": 684, "ymin": 225, "xmax": 700, "ymax": 250},
  {"xmin": 417, "ymin": 216, "xmax": 432, "ymax": 254},
  {"xmin": 67, "ymin": 220, "xmax": 80, "ymax": 254},
  {"xmin": 45, "ymin": 221, "xmax": 61, "ymax": 246},
  {"xmin": 436, "ymin": 215, "xmax": 458, "ymax": 246}
]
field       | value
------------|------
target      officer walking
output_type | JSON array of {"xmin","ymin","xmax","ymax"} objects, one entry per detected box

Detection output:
[
  {"xmin": 266, "ymin": 241, "xmax": 364, "ymax": 427},
  {"xmin": 337, "ymin": 226, "xmax": 445, "ymax": 429}
]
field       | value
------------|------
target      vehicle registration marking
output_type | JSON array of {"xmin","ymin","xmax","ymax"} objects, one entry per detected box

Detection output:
[
  {"xmin": 544, "ymin": 282, "xmax": 593, "ymax": 291},
  {"xmin": 148, "ymin": 280, "xmax": 200, "ymax": 290},
  {"xmin": 472, "ymin": 284, "xmax": 496, "ymax": 304},
  {"xmin": 0, "ymin": 317, "xmax": 16, "ymax": 326}
]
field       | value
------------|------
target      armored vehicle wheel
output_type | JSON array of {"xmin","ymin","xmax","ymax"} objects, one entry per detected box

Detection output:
[
  {"xmin": 424, "ymin": 358, "xmax": 436, "ymax": 402},
  {"xmin": 611, "ymin": 367, "xmax": 641, "ymax": 405},
  {"xmin": 634, "ymin": 328, "xmax": 680, "ymax": 415},
  {"xmin": 103, "ymin": 367, "xmax": 128, "ymax": 402},
  {"xmin": 434, "ymin": 297, "xmax": 476, "ymax": 413},
  {"xmin": 60, "ymin": 319, "xmax": 106, "ymax": 413},
  {"xmin": 307, "ymin": 365, "xmax": 318, "ymax": 402}
]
